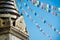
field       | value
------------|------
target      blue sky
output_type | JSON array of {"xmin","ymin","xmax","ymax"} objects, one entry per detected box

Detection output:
[{"xmin": 15, "ymin": 0, "xmax": 60, "ymax": 40}]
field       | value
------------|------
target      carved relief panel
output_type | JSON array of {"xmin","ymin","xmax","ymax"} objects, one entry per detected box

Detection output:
[
  {"xmin": 15, "ymin": 16, "xmax": 26, "ymax": 32},
  {"xmin": 0, "ymin": 18, "xmax": 10, "ymax": 28},
  {"xmin": 0, "ymin": 34, "xmax": 9, "ymax": 40}
]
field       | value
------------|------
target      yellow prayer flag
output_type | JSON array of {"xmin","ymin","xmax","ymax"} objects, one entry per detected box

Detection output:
[{"xmin": 58, "ymin": 8, "xmax": 60, "ymax": 12}]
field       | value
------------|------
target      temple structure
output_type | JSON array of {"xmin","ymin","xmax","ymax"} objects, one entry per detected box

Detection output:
[{"xmin": 0, "ymin": 0, "xmax": 29, "ymax": 40}]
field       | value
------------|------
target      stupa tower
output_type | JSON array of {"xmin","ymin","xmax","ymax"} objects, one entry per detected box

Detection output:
[{"xmin": 0, "ymin": 0, "xmax": 29, "ymax": 40}]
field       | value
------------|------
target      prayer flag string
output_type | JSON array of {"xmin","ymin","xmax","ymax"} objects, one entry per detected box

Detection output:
[
  {"xmin": 27, "ymin": 0, "xmax": 60, "ymax": 16},
  {"xmin": 23, "ymin": 3, "xmax": 60, "ymax": 34}
]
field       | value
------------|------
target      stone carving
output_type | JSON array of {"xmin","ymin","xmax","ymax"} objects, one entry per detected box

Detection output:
[
  {"xmin": 0, "ymin": 34, "xmax": 9, "ymax": 40},
  {"xmin": 0, "ymin": 18, "xmax": 10, "ymax": 28},
  {"xmin": 15, "ymin": 16, "xmax": 26, "ymax": 32}
]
